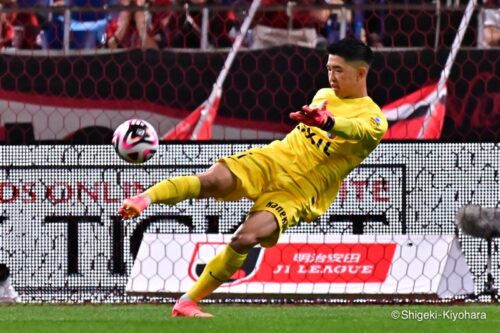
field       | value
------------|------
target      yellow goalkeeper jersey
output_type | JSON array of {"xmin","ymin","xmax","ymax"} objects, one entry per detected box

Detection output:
[
  {"xmin": 221, "ymin": 88, "xmax": 388, "ymax": 226},
  {"xmin": 279, "ymin": 88, "xmax": 388, "ymax": 221}
]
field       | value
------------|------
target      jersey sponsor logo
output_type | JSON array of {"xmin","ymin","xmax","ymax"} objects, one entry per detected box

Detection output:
[
  {"xmin": 266, "ymin": 201, "xmax": 288, "ymax": 228},
  {"xmin": 297, "ymin": 124, "xmax": 331, "ymax": 156}
]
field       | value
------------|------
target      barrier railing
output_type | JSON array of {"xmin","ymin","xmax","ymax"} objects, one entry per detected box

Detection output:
[{"xmin": 0, "ymin": 3, "xmax": 496, "ymax": 51}]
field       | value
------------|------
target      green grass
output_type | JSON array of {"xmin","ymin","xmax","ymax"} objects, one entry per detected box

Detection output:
[{"xmin": 1, "ymin": 303, "xmax": 499, "ymax": 333}]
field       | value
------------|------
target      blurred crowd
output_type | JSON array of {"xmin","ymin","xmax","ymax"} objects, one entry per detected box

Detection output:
[{"xmin": 0, "ymin": 0, "xmax": 498, "ymax": 50}]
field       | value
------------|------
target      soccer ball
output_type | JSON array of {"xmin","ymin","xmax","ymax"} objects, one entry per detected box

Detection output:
[{"xmin": 112, "ymin": 119, "xmax": 159, "ymax": 163}]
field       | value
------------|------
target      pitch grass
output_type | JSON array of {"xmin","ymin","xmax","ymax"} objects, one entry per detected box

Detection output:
[{"xmin": 1, "ymin": 303, "xmax": 499, "ymax": 333}]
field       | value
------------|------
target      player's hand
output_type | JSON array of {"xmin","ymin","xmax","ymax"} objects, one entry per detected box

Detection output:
[
  {"xmin": 118, "ymin": 194, "xmax": 150, "ymax": 220},
  {"xmin": 289, "ymin": 101, "xmax": 335, "ymax": 132}
]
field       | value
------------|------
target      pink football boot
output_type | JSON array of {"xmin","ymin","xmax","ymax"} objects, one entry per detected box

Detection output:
[{"xmin": 172, "ymin": 300, "xmax": 213, "ymax": 318}]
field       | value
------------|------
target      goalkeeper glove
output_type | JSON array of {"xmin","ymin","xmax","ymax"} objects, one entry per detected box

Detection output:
[{"xmin": 289, "ymin": 101, "xmax": 335, "ymax": 132}]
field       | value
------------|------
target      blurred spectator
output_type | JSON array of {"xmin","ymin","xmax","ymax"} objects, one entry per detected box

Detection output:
[
  {"xmin": 12, "ymin": 12, "xmax": 40, "ymax": 49},
  {"xmin": 209, "ymin": 0, "xmax": 237, "ymax": 47},
  {"xmin": 106, "ymin": 0, "xmax": 158, "ymax": 49},
  {"xmin": 0, "ymin": 0, "xmax": 15, "ymax": 48},
  {"xmin": 480, "ymin": 2, "xmax": 499, "ymax": 47},
  {"xmin": 299, "ymin": 0, "xmax": 383, "ymax": 48},
  {"xmin": 71, "ymin": 0, "xmax": 107, "ymax": 21},
  {"xmin": 323, "ymin": 0, "xmax": 350, "ymax": 44},
  {"xmin": 40, "ymin": 0, "xmax": 108, "ymax": 49},
  {"xmin": 166, "ymin": 0, "xmax": 236, "ymax": 48},
  {"xmin": 169, "ymin": 0, "xmax": 205, "ymax": 48},
  {"xmin": 224, "ymin": 0, "xmax": 252, "ymax": 45},
  {"xmin": 361, "ymin": 28, "xmax": 383, "ymax": 47},
  {"xmin": 251, "ymin": 0, "xmax": 330, "ymax": 49},
  {"xmin": 324, "ymin": 0, "xmax": 379, "ymax": 46},
  {"xmin": 149, "ymin": 0, "xmax": 174, "ymax": 48},
  {"xmin": 39, "ymin": 0, "xmax": 66, "ymax": 49},
  {"xmin": 362, "ymin": 0, "xmax": 383, "ymax": 44},
  {"xmin": 1, "ymin": 0, "xmax": 42, "ymax": 49},
  {"xmin": 69, "ymin": 0, "xmax": 109, "ymax": 49}
]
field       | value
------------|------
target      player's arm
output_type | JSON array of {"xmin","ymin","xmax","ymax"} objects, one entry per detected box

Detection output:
[
  {"xmin": 329, "ymin": 115, "xmax": 385, "ymax": 141},
  {"xmin": 289, "ymin": 102, "xmax": 386, "ymax": 141}
]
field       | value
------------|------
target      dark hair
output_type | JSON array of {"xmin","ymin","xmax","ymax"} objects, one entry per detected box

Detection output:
[{"xmin": 327, "ymin": 38, "xmax": 374, "ymax": 66}]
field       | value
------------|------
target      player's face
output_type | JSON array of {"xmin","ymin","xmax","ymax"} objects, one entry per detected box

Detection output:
[{"xmin": 326, "ymin": 55, "xmax": 363, "ymax": 99}]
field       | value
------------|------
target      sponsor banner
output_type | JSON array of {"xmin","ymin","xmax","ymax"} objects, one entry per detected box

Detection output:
[
  {"xmin": 127, "ymin": 233, "xmax": 474, "ymax": 297},
  {"xmin": 226, "ymin": 243, "xmax": 395, "ymax": 284},
  {"xmin": 0, "ymin": 143, "xmax": 498, "ymax": 301}
]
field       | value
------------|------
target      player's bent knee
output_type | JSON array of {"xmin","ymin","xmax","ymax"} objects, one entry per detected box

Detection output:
[
  {"xmin": 259, "ymin": 234, "xmax": 279, "ymax": 248},
  {"xmin": 229, "ymin": 232, "xmax": 259, "ymax": 253}
]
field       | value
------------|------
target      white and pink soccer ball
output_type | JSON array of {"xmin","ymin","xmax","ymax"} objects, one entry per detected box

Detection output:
[{"xmin": 112, "ymin": 119, "xmax": 159, "ymax": 163}]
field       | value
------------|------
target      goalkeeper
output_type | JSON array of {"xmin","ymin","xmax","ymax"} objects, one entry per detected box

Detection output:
[{"xmin": 119, "ymin": 38, "xmax": 388, "ymax": 317}]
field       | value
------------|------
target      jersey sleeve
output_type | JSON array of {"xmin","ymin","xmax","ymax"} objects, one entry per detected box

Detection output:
[{"xmin": 330, "ymin": 112, "xmax": 388, "ymax": 142}]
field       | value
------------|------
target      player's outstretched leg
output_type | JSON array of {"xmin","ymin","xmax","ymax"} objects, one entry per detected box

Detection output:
[
  {"xmin": 172, "ymin": 211, "xmax": 280, "ymax": 318},
  {"xmin": 171, "ymin": 244, "xmax": 247, "ymax": 318},
  {"xmin": 118, "ymin": 175, "xmax": 201, "ymax": 219},
  {"xmin": 118, "ymin": 163, "xmax": 237, "ymax": 220}
]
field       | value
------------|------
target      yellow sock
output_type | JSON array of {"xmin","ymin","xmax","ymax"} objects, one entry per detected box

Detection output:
[
  {"xmin": 144, "ymin": 175, "xmax": 200, "ymax": 205},
  {"xmin": 187, "ymin": 245, "xmax": 247, "ymax": 302}
]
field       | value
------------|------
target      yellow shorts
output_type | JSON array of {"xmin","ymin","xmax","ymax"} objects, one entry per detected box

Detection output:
[{"xmin": 218, "ymin": 143, "xmax": 309, "ymax": 234}]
